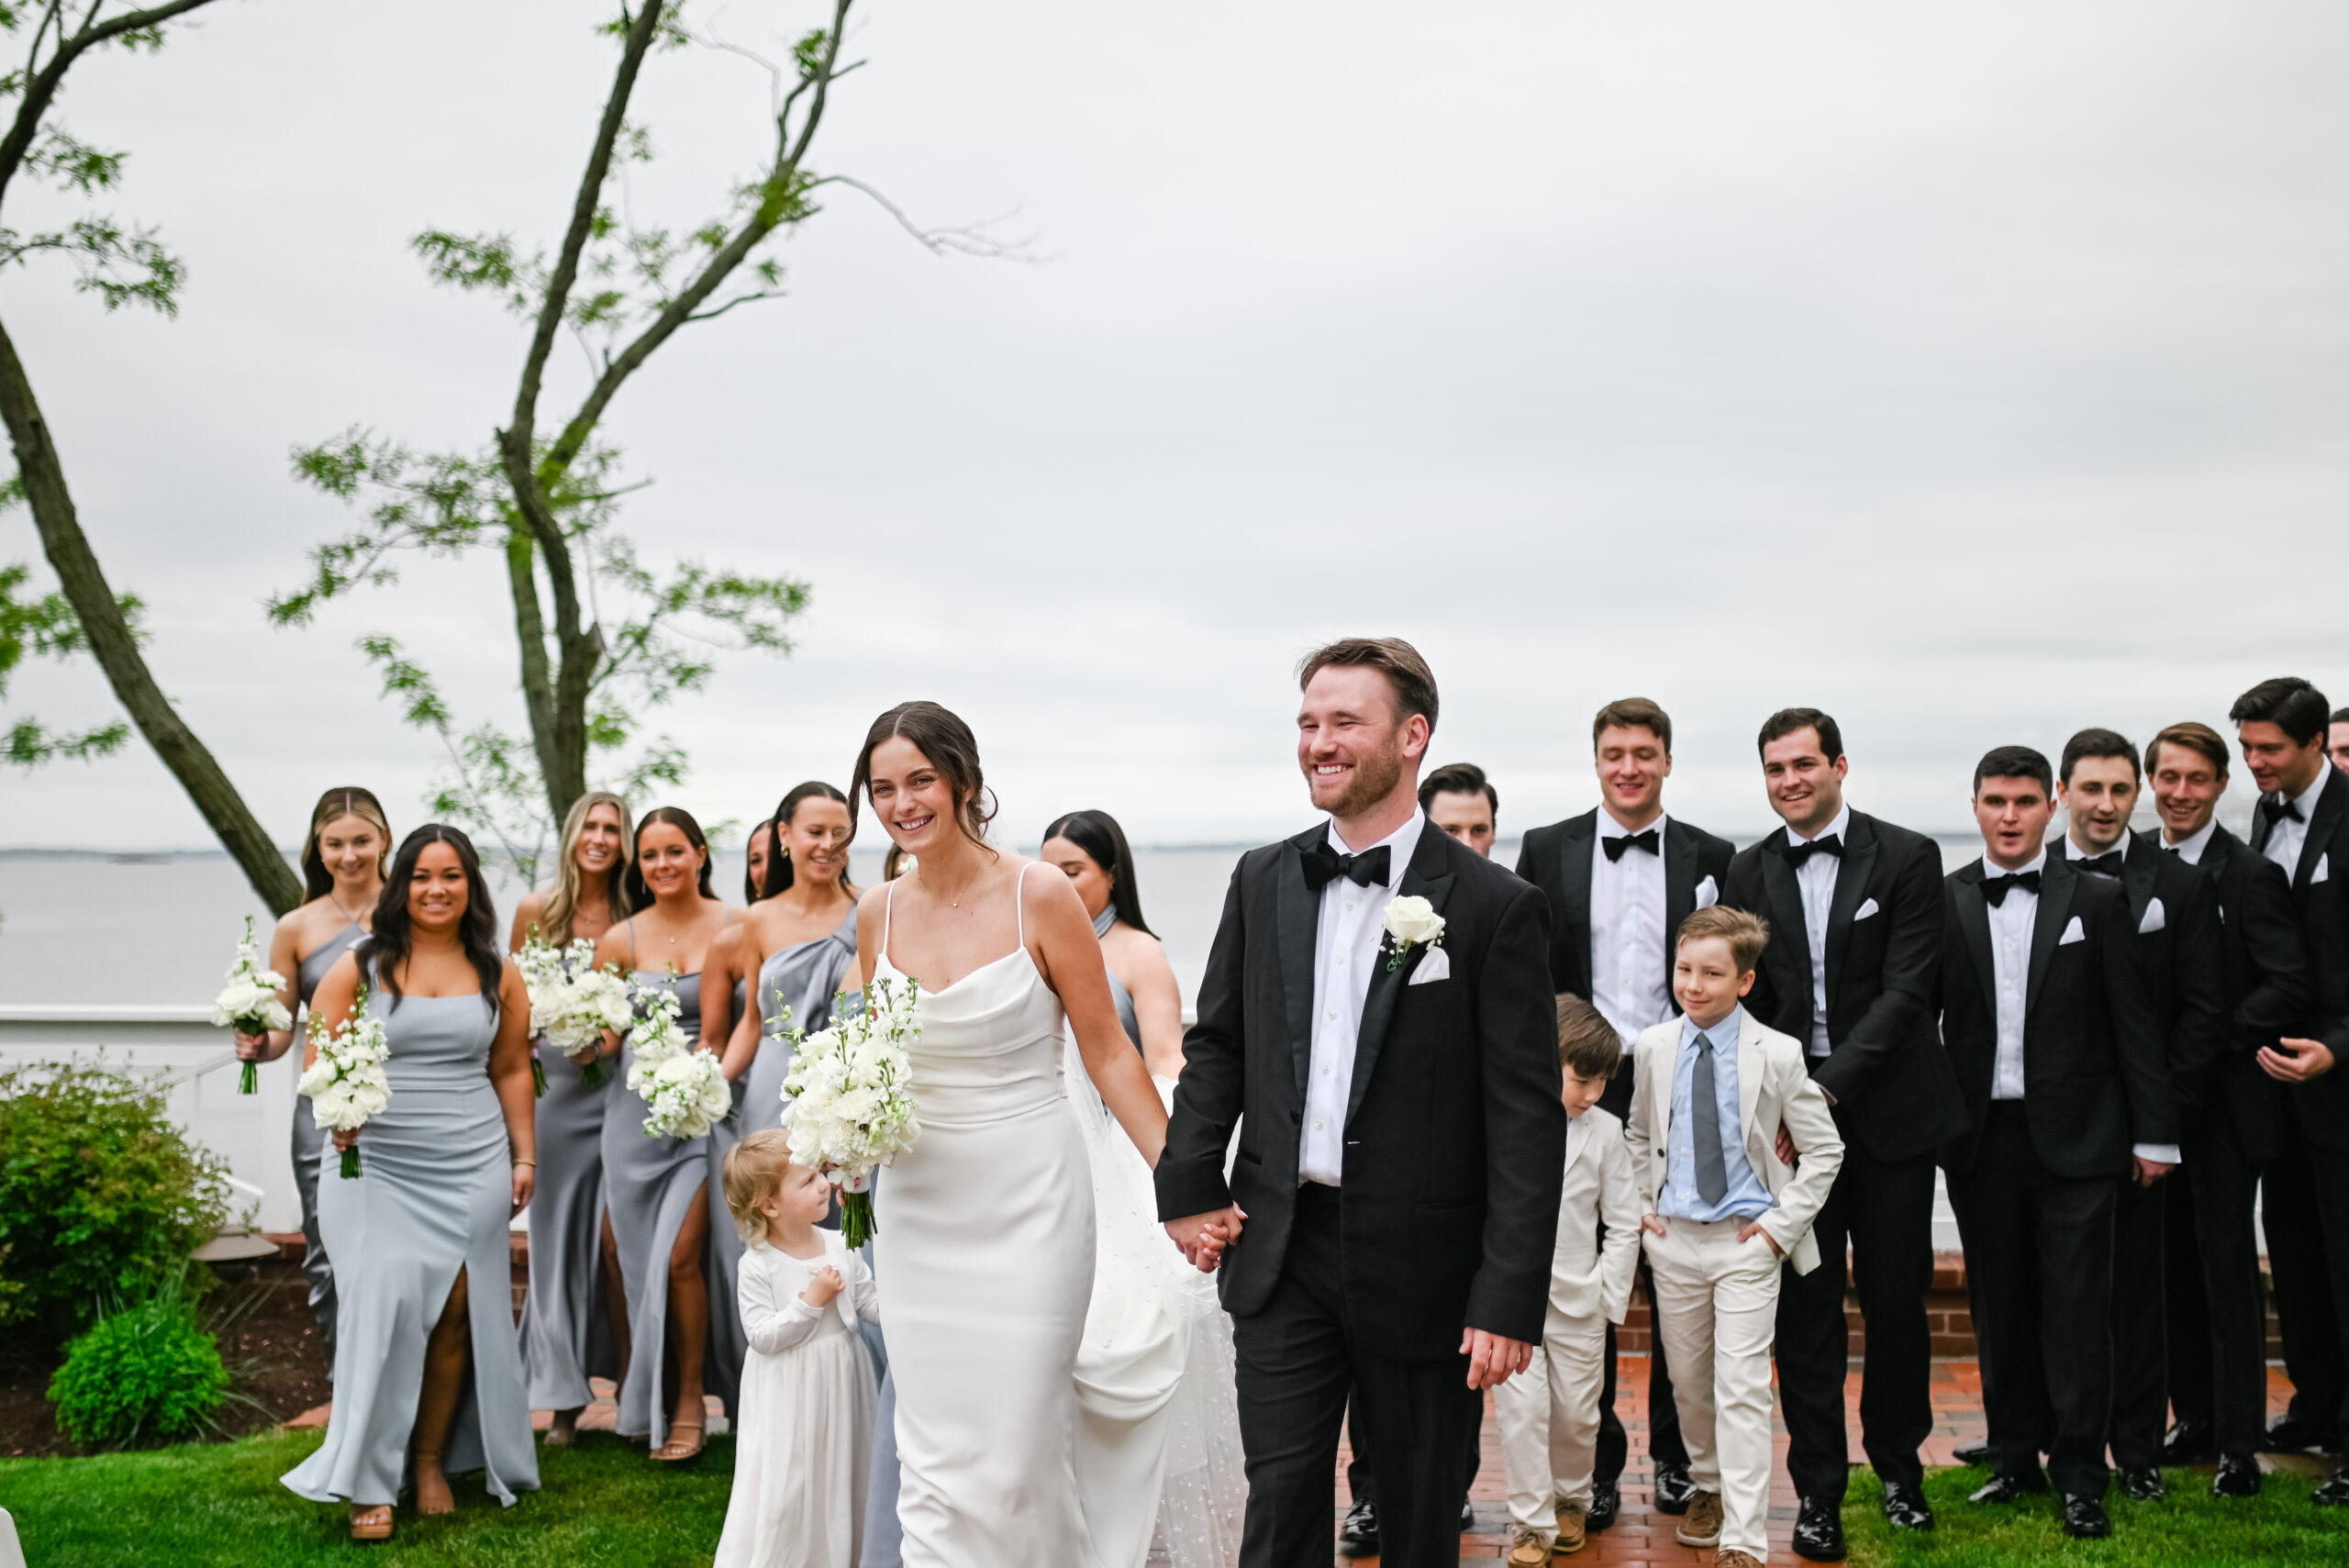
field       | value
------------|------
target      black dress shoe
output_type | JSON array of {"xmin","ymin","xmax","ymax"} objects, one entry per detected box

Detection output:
[
  {"xmin": 2061, "ymin": 1494, "xmax": 2111, "ymax": 1539},
  {"xmin": 1459, "ymin": 1495, "xmax": 1477, "ymax": 1532},
  {"xmin": 2119, "ymin": 1467, "xmax": 2165, "ymax": 1502},
  {"xmin": 1790, "ymin": 1496, "xmax": 1846, "ymax": 1562},
  {"xmin": 1952, "ymin": 1439, "xmax": 1993, "ymax": 1467},
  {"xmin": 2263, "ymin": 1411, "xmax": 2341, "ymax": 1453},
  {"xmin": 1968, "ymin": 1473, "xmax": 2048, "ymax": 1506},
  {"xmin": 2211, "ymin": 1455, "xmax": 2262, "ymax": 1497},
  {"xmin": 1652, "ymin": 1460, "xmax": 1695, "ymax": 1515},
  {"xmin": 2315, "ymin": 1471, "xmax": 2349, "ymax": 1507},
  {"xmin": 1585, "ymin": 1480, "xmax": 1620, "ymax": 1532},
  {"xmin": 2162, "ymin": 1418, "xmax": 2218, "ymax": 1463},
  {"xmin": 1881, "ymin": 1481, "xmax": 1935, "ymax": 1531},
  {"xmin": 1339, "ymin": 1498, "xmax": 1379, "ymax": 1557}
]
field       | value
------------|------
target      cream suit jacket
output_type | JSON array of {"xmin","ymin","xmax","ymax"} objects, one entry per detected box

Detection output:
[
  {"xmin": 1624, "ymin": 1009, "xmax": 1845, "ymax": 1274},
  {"xmin": 1548, "ymin": 1105, "xmax": 1643, "ymax": 1324}
]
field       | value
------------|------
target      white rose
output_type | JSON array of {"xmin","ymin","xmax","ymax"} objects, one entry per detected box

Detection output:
[
  {"xmin": 296, "ymin": 1059, "xmax": 337, "ymax": 1097},
  {"xmin": 1383, "ymin": 895, "xmax": 1445, "ymax": 949}
]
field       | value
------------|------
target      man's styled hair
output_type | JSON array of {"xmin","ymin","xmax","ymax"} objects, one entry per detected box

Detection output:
[
  {"xmin": 1418, "ymin": 762, "xmax": 1497, "ymax": 817},
  {"xmin": 2229, "ymin": 677, "xmax": 2331, "ymax": 747},
  {"xmin": 1592, "ymin": 696, "xmax": 1672, "ymax": 754},
  {"xmin": 1756, "ymin": 706, "xmax": 1843, "ymax": 763},
  {"xmin": 2145, "ymin": 721, "xmax": 2230, "ymax": 780},
  {"xmin": 1675, "ymin": 905, "xmax": 1769, "ymax": 974},
  {"xmin": 2059, "ymin": 727, "xmax": 2140, "ymax": 784},
  {"xmin": 1297, "ymin": 637, "xmax": 1439, "ymax": 733},
  {"xmin": 1973, "ymin": 745, "xmax": 2054, "ymax": 797},
  {"xmin": 2334, "ymin": 707, "xmax": 2349, "ymax": 727},
  {"xmin": 1554, "ymin": 995, "xmax": 1622, "ymax": 1079}
]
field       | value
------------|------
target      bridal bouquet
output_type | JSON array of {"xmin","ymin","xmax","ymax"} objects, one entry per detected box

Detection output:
[
  {"xmin": 212, "ymin": 916, "xmax": 292, "ymax": 1094},
  {"xmin": 625, "ymin": 980, "xmax": 731, "ymax": 1140},
  {"xmin": 780, "ymin": 976, "xmax": 922, "ymax": 1248},
  {"xmin": 299, "ymin": 984, "xmax": 391, "ymax": 1178},
  {"xmin": 517, "ymin": 935, "xmax": 630, "ymax": 1092}
]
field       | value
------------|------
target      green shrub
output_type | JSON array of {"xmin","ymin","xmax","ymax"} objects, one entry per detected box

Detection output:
[
  {"xmin": 47, "ymin": 1269, "xmax": 231, "ymax": 1446},
  {"xmin": 0, "ymin": 1062, "xmax": 232, "ymax": 1340}
]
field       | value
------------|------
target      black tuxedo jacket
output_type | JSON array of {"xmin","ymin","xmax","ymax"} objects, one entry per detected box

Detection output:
[
  {"xmin": 1937, "ymin": 853, "xmax": 2174, "ymax": 1179},
  {"xmin": 2151, "ymin": 825, "xmax": 2306, "ymax": 1159},
  {"xmin": 1722, "ymin": 810, "xmax": 1965, "ymax": 1162},
  {"xmin": 1513, "ymin": 807, "xmax": 1735, "ymax": 1118},
  {"xmin": 2248, "ymin": 767, "xmax": 2349, "ymax": 1152},
  {"xmin": 2050, "ymin": 834, "xmax": 2227, "ymax": 1118},
  {"xmin": 1156, "ymin": 817, "xmax": 1566, "ymax": 1355}
]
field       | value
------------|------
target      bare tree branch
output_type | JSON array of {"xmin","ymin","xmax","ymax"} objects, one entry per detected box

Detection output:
[{"xmin": 808, "ymin": 174, "xmax": 1044, "ymax": 261}]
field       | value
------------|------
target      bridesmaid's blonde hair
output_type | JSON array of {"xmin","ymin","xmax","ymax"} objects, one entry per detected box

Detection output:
[
  {"xmin": 539, "ymin": 790, "xmax": 633, "ymax": 945},
  {"xmin": 722, "ymin": 1129, "xmax": 798, "ymax": 1244}
]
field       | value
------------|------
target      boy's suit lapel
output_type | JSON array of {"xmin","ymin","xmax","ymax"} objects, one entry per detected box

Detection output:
[{"xmin": 1735, "ymin": 1008, "xmax": 1765, "ymax": 1170}]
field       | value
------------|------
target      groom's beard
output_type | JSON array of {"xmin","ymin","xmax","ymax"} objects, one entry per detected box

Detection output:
[{"xmin": 1317, "ymin": 738, "xmax": 1406, "ymax": 820}]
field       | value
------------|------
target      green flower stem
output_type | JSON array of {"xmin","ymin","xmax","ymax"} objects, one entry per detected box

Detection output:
[{"xmin": 237, "ymin": 1061, "xmax": 258, "ymax": 1095}]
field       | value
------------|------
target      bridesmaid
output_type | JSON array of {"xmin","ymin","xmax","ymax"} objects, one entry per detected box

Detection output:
[
  {"xmin": 591, "ymin": 806, "xmax": 743, "ymax": 1462},
  {"xmin": 1039, "ymin": 809, "xmax": 1186, "ymax": 1079},
  {"xmin": 721, "ymin": 783, "xmax": 860, "ymax": 1130},
  {"xmin": 282, "ymin": 826, "xmax": 539, "ymax": 1540},
  {"xmin": 510, "ymin": 790, "xmax": 633, "ymax": 1448},
  {"xmin": 234, "ymin": 786, "xmax": 394, "ymax": 1355}
]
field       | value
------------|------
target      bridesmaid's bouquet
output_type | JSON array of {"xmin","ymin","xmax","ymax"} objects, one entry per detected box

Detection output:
[
  {"xmin": 212, "ymin": 915, "xmax": 292, "ymax": 1095},
  {"xmin": 781, "ymin": 976, "xmax": 923, "ymax": 1248},
  {"xmin": 299, "ymin": 984, "xmax": 392, "ymax": 1178},
  {"xmin": 625, "ymin": 981, "xmax": 731, "ymax": 1140},
  {"xmin": 517, "ymin": 935, "xmax": 631, "ymax": 1092}
]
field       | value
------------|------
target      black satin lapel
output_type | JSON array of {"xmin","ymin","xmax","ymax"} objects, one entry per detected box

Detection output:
[
  {"xmin": 1956, "ymin": 874, "xmax": 1997, "ymax": 1021},
  {"xmin": 2123, "ymin": 845, "xmax": 2158, "ymax": 925},
  {"xmin": 1346, "ymin": 853, "xmax": 1456, "ymax": 1128},
  {"xmin": 1757, "ymin": 843, "xmax": 1811, "ymax": 1034},
  {"xmin": 2026, "ymin": 864, "xmax": 2074, "ymax": 1017},
  {"xmin": 1824, "ymin": 828, "xmax": 1878, "ymax": 1001},
  {"xmin": 1278, "ymin": 840, "xmax": 1319, "ymax": 1100},
  {"xmin": 2303, "ymin": 772, "xmax": 2348, "ymax": 893},
  {"xmin": 1561, "ymin": 817, "xmax": 1594, "ymax": 951},
  {"xmin": 1664, "ymin": 820, "xmax": 1698, "ymax": 992}
]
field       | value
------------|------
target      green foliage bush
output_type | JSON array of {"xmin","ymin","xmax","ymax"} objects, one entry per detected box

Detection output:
[
  {"xmin": 0, "ymin": 1062, "xmax": 232, "ymax": 1340},
  {"xmin": 47, "ymin": 1269, "xmax": 231, "ymax": 1446}
]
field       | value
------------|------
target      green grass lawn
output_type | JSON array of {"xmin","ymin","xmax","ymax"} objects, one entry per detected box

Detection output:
[
  {"xmin": 0, "ymin": 1427, "xmax": 736, "ymax": 1566},
  {"xmin": 1844, "ymin": 1463, "xmax": 2349, "ymax": 1568}
]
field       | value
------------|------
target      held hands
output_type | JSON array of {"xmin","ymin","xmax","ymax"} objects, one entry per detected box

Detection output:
[
  {"xmin": 1163, "ymin": 1205, "xmax": 1247, "ymax": 1273},
  {"xmin": 1459, "ymin": 1329, "xmax": 1533, "ymax": 1391},
  {"xmin": 803, "ymin": 1265, "xmax": 846, "ymax": 1308},
  {"xmin": 2260, "ymin": 1037, "xmax": 2337, "ymax": 1084}
]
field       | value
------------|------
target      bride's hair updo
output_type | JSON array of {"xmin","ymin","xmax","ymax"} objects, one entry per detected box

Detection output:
[{"xmin": 852, "ymin": 701, "xmax": 997, "ymax": 853}]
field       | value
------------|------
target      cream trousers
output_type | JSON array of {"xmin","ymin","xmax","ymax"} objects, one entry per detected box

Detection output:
[
  {"xmin": 1493, "ymin": 1308, "xmax": 1609, "ymax": 1540},
  {"xmin": 1644, "ymin": 1215, "xmax": 1783, "ymax": 1563}
]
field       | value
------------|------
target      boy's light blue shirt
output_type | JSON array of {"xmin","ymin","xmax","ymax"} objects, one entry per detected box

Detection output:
[{"xmin": 1655, "ymin": 1005, "xmax": 1773, "ymax": 1222}]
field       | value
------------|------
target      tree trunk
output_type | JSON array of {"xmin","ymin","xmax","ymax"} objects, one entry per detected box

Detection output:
[{"xmin": 0, "ymin": 310, "xmax": 304, "ymax": 915}]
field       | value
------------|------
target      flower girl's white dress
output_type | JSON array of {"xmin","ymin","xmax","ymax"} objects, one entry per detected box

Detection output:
[{"xmin": 714, "ymin": 1233, "xmax": 881, "ymax": 1568}]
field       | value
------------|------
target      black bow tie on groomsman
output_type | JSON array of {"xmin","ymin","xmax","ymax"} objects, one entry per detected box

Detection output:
[
  {"xmin": 1782, "ymin": 833, "xmax": 1842, "ymax": 869},
  {"xmin": 1601, "ymin": 828, "xmax": 1660, "ymax": 863},
  {"xmin": 2073, "ymin": 851, "xmax": 2124, "ymax": 879},
  {"xmin": 1301, "ymin": 840, "xmax": 1391, "ymax": 893},
  {"xmin": 1980, "ymin": 869, "xmax": 2042, "ymax": 907},
  {"xmin": 2261, "ymin": 794, "xmax": 2306, "ymax": 827}
]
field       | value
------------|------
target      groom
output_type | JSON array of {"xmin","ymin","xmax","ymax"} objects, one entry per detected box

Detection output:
[{"xmin": 1159, "ymin": 637, "xmax": 1567, "ymax": 1568}]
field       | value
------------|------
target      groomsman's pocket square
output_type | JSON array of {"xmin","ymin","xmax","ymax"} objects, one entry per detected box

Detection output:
[
  {"xmin": 1408, "ymin": 946, "xmax": 1451, "ymax": 984},
  {"xmin": 2316, "ymin": 853, "xmax": 2332, "ymax": 885},
  {"xmin": 1853, "ymin": 897, "xmax": 1880, "ymax": 922},
  {"xmin": 2137, "ymin": 896, "xmax": 2166, "ymax": 936},
  {"xmin": 2059, "ymin": 915, "xmax": 2086, "ymax": 945},
  {"xmin": 1694, "ymin": 874, "xmax": 1720, "ymax": 909}
]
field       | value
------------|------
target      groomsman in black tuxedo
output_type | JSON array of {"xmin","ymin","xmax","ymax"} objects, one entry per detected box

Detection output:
[
  {"xmin": 1938, "ymin": 746, "xmax": 2172, "ymax": 1540},
  {"xmin": 1515, "ymin": 697, "xmax": 1732, "ymax": 1529},
  {"xmin": 2233, "ymin": 677, "xmax": 2349, "ymax": 1506},
  {"xmin": 2046, "ymin": 728, "xmax": 2225, "ymax": 1501},
  {"xmin": 2330, "ymin": 707, "xmax": 2349, "ymax": 775},
  {"xmin": 1720, "ymin": 709, "xmax": 1964, "ymax": 1557},
  {"xmin": 2141, "ymin": 722, "xmax": 2308, "ymax": 1496}
]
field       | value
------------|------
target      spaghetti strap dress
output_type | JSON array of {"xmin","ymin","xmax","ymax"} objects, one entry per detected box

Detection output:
[
  {"xmin": 282, "ymin": 966, "xmax": 538, "ymax": 1507},
  {"xmin": 519, "ymin": 950, "xmax": 618, "ymax": 1413},
  {"xmin": 290, "ymin": 919, "xmax": 364, "ymax": 1357}
]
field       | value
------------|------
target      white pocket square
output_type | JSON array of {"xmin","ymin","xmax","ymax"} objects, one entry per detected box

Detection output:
[
  {"xmin": 1853, "ymin": 896, "xmax": 1880, "ymax": 922},
  {"xmin": 1408, "ymin": 946, "xmax": 1451, "ymax": 984},
  {"xmin": 2137, "ymin": 896, "xmax": 2166, "ymax": 936},
  {"xmin": 2059, "ymin": 915, "xmax": 2086, "ymax": 945},
  {"xmin": 2316, "ymin": 853, "xmax": 2332, "ymax": 885},
  {"xmin": 1694, "ymin": 874, "xmax": 1719, "ymax": 909}
]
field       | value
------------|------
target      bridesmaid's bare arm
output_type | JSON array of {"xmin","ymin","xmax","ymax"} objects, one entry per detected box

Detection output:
[
  {"xmin": 488, "ymin": 961, "xmax": 538, "ymax": 1212},
  {"xmin": 242, "ymin": 910, "xmax": 308, "ymax": 1063},
  {"xmin": 509, "ymin": 889, "xmax": 549, "ymax": 955}
]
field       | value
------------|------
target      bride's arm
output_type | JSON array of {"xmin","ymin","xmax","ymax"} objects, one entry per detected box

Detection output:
[{"xmin": 1028, "ymin": 869, "xmax": 1168, "ymax": 1167}]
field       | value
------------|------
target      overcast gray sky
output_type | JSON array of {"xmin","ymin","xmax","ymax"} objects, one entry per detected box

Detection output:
[{"xmin": 6, "ymin": 0, "xmax": 2345, "ymax": 851}]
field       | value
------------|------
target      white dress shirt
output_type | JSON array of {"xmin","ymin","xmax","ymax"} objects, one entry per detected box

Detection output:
[
  {"xmin": 1590, "ymin": 810, "xmax": 1672, "ymax": 1048},
  {"xmin": 2262, "ymin": 769, "xmax": 2330, "ymax": 882},
  {"xmin": 1787, "ymin": 804, "xmax": 1850, "ymax": 1059},
  {"xmin": 1298, "ymin": 811, "xmax": 1424, "ymax": 1185},
  {"xmin": 2162, "ymin": 817, "xmax": 2218, "ymax": 866}
]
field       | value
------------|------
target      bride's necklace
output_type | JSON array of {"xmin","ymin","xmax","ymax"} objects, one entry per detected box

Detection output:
[{"xmin": 918, "ymin": 863, "xmax": 980, "ymax": 909}]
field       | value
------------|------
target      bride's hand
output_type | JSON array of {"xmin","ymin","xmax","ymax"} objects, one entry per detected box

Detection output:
[{"xmin": 1164, "ymin": 1205, "xmax": 1245, "ymax": 1272}]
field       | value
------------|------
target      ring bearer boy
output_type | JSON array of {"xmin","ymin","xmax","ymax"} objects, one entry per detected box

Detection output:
[
  {"xmin": 1496, "ymin": 996, "xmax": 1643, "ymax": 1565},
  {"xmin": 1628, "ymin": 906, "xmax": 1844, "ymax": 1568}
]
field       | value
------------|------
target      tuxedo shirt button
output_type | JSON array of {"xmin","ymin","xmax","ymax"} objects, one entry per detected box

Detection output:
[{"xmin": 1314, "ymin": 1119, "xmax": 1324, "ymax": 1130}]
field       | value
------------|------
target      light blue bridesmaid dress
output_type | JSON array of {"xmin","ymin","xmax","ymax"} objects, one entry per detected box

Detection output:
[
  {"xmin": 289, "ymin": 920, "xmax": 363, "ymax": 1356},
  {"xmin": 518, "ymin": 992, "xmax": 616, "ymax": 1413}
]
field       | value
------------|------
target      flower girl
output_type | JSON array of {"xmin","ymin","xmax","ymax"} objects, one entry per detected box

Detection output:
[{"xmin": 715, "ymin": 1129, "xmax": 882, "ymax": 1568}]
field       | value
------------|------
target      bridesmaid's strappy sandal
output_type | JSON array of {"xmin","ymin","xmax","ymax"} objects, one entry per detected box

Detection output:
[
  {"xmin": 651, "ymin": 1418, "xmax": 706, "ymax": 1462},
  {"xmin": 350, "ymin": 1505, "xmax": 394, "ymax": 1541}
]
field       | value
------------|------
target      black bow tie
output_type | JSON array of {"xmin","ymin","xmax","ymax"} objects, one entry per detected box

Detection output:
[
  {"xmin": 1301, "ymin": 840, "xmax": 1390, "ymax": 893},
  {"xmin": 2073, "ymin": 851, "xmax": 2124, "ymax": 879},
  {"xmin": 1980, "ymin": 869, "xmax": 2042, "ymax": 907},
  {"xmin": 1602, "ymin": 828, "xmax": 1660, "ymax": 863},
  {"xmin": 2261, "ymin": 794, "xmax": 2306, "ymax": 826},
  {"xmin": 1783, "ymin": 833, "xmax": 1842, "ymax": 869}
]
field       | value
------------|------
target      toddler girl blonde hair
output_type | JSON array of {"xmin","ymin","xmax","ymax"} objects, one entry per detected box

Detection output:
[{"xmin": 722, "ymin": 1128, "xmax": 799, "ymax": 1245}]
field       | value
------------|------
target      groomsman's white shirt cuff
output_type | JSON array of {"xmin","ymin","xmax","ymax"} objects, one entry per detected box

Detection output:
[{"xmin": 2133, "ymin": 1143, "xmax": 2182, "ymax": 1165}]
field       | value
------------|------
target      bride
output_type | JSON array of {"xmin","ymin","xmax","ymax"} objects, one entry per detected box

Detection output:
[{"xmin": 850, "ymin": 701, "xmax": 1173, "ymax": 1568}]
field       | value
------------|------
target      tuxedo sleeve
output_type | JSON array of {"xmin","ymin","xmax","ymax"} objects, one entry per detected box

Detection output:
[
  {"xmin": 1464, "ymin": 879, "xmax": 1567, "ymax": 1344},
  {"xmin": 1155, "ymin": 862, "xmax": 1247, "ymax": 1221},
  {"xmin": 2163, "ymin": 869, "xmax": 2231, "ymax": 1106},
  {"xmin": 2314, "ymin": 865, "xmax": 2349, "ymax": 1057},
  {"xmin": 2234, "ymin": 856, "xmax": 2311, "ymax": 1049},
  {"xmin": 2101, "ymin": 890, "xmax": 2178, "ymax": 1149},
  {"xmin": 1812, "ymin": 833, "xmax": 1942, "ymax": 1108}
]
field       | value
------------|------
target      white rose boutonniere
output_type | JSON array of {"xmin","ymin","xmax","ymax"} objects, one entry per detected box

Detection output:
[{"xmin": 1382, "ymin": 895, "xmax": 1445, "ymax": 973}]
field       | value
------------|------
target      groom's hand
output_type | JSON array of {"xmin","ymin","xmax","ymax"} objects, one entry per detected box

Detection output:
[
  {"xmin": 1164, "ymin": 1206, "xmax": 1246, "ymax": 1273},
  {"xmin": 1459, "ymin": 1328, "xmax": 1533, "ymax": 1391}
]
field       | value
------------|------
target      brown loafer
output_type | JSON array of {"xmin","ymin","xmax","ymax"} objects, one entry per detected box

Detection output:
[
  {"xmin": 1553, "ymin": 1501, "xmax": 1587, "ymax": 1554},
  {"xmin": 1676, "ymin": 1489, "xmax": 1724, "ymax": 1548},
  {"xmin": 1505, "ymin": 1527, "xmax": 1553, "ymax": 1565},
  {"xmin": 1714, "ymin": 1551, "xmax": 1764, "ymax": 1568}
]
